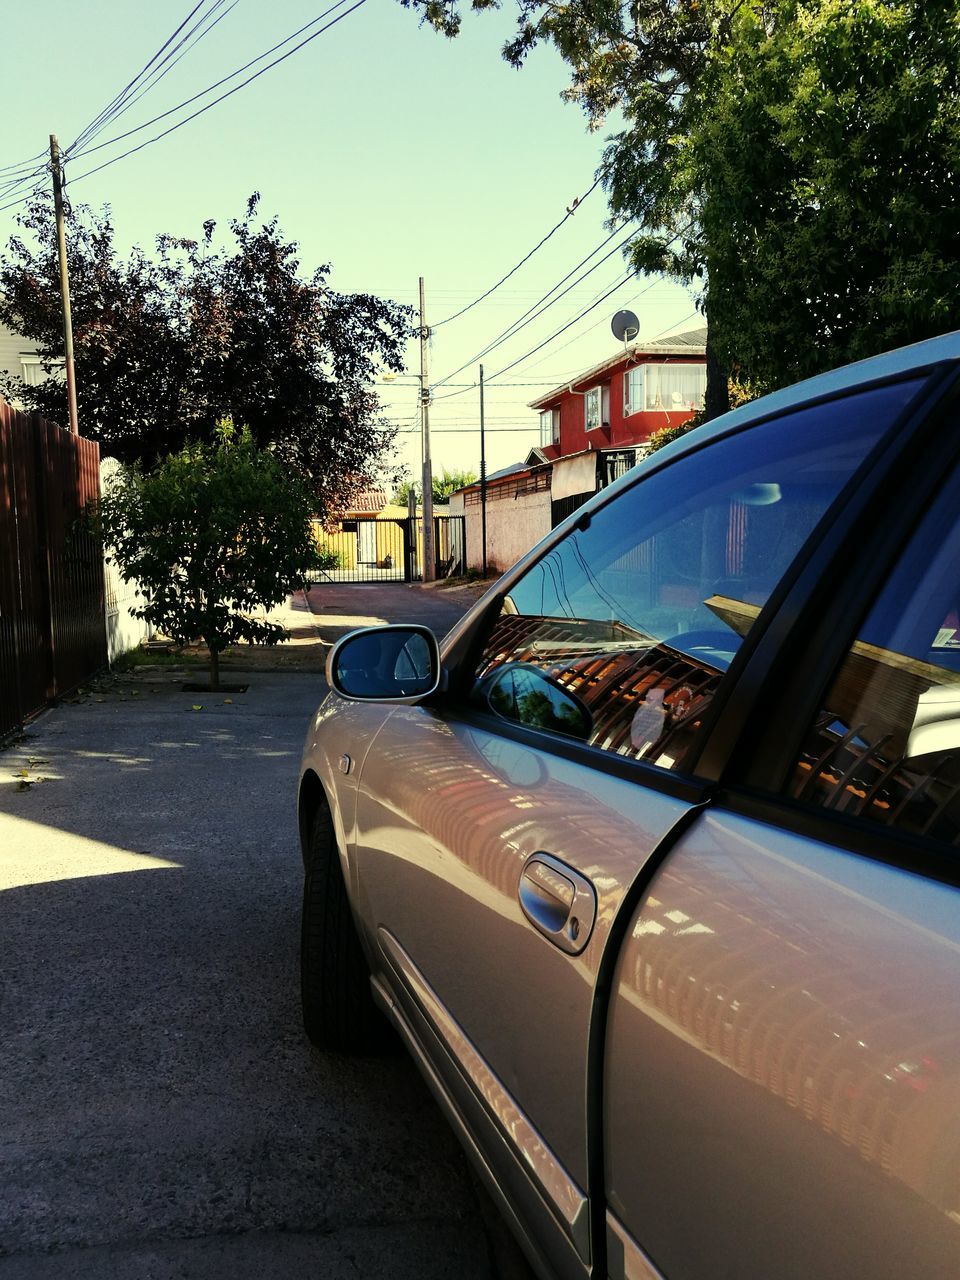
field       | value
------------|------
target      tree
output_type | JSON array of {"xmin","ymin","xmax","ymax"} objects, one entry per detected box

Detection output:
[
  {"xmin": 400, "ymin": 0, "xmax": 960, "ymax": 400},
  {"xmin": 0, "ymin": 194, "xmax": 412, "ymax": 514},
  {"xmin": 689, "ymin": 0, "xmax": 960, "ymax": 389},
  {"xmin": 392, "ymin": 467, "xmax": 478, "ymax": 505},
  {"xmin": 93, "ymin": 422, "xmax": 319, "ymax": 689},
  {"xmin": 401, "ymin": 0, "xmax": 730, "ymax": 409}
]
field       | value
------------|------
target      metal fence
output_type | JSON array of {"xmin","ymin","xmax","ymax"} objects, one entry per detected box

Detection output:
[
  {"xmin": 309, "ymin": 514, "xmax": 465, "ymax": 584},
  {"xmin": 0, "ymin": 400, "xmax": 107, "ymax": 739}
]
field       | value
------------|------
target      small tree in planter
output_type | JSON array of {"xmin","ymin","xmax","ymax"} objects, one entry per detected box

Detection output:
[{"xmin": 95, "ymin": 421, "xmax": 320, "ymax": 689}]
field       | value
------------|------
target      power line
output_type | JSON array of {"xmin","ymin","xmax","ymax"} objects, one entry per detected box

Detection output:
[
  {"xmin": 63, "ymin": 0, "xmax": 360, "ymax": 180},
  {"xmin": 0, "ymin": 1, "xmax": 240, "ymax": 213},
  {"xmin": 431, "ymin": 173, "xmax": 603, "ymax": 328},
  {"xmin": 72, "ymin": 0, "xmax": 240, "ymax": 155},
  {"xmin": 430, "ymin": 268, "xmax": 633, "ymax": 403},
  {"xmin": 432, "ymin": 223, "xmax": 634, "ymax": 390},
  {"xmin": 69, "ymin": 0, "xmax": 219, "ymax": 155}
]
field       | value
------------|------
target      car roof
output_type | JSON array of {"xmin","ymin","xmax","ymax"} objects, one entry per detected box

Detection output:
[{"xmin": 623, "ymin": 328, "xmax": 960, "ymax": 479}]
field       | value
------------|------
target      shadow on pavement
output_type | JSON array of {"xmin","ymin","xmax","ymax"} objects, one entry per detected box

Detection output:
[{"xmin": 0, "ymin": 674, "xmax": 494, "ymax": 1277}]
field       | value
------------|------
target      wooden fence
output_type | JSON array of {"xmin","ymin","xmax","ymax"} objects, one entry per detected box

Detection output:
[{"xmin": 0, "ymin": 400, "xmax": 107, "ymax": 739}]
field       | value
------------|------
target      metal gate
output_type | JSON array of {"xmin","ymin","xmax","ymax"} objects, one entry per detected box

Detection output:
[{"xmin": 309, "ymin": 515, "xmax": 465, "ymax": 584}]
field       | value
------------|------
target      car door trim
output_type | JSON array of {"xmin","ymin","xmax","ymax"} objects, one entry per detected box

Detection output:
[
  {"xmin": 377, "ymin": 926, "xmax": 591, "ymax": 1260},
  {"xmin": 606, "ymin": 1210, "xmax": 666, "ymax": 1280}
]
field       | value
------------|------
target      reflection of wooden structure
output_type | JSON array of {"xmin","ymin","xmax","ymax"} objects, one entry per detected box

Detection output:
[
  {"xmin": 478, "ymin": 614, "xmax": 724, "ymax": 767},
  {"xmin": 629, "ymin": 854, "xmax": 960, "ymax": 1212}
]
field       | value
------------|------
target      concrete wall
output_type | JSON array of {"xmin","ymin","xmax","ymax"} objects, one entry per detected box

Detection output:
[
  {"xmin": 462, "ymin": 486, "xmax": 551, "ymax": 575},
  {"xmin": 100, "ymin": 458, "xmax": 153, "ymax": 662}
]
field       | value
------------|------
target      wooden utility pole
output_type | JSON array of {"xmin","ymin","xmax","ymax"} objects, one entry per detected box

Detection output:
[
  {"xmin": 479, "ymin": 363, "xmax": 487, "ymax": 578},
  {"xmin": 49, "ymin": 134, "xmax": 79, "ymax": 435},
  {"xmin": 419, "ymin": 276, "xmax": 435, "ymax": 582}
]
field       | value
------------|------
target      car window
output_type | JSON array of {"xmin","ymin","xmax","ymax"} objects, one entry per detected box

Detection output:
[
  {"xmin": 785, "ymin": 460, "xmax": 960, "ymax": 844},
  {"xmin": 471, "ymin": 378, "xmax": 922, "ymax": 772}
]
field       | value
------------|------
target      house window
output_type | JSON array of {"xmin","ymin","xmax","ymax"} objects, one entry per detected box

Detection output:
[
  {"xmin": 585, "ymin": 385, "xmax": 609, "ymax": 432},
  {"xmin": 643, "ymin": 362, "xmax": 706, "ymax": 412},
  {"xmin": 539, "ymin": 408, "xmax": 560, "ymax": 447},
  {"xmin": 623, "ymin": 366, "xmax": 644, "ymax": 416},
  {"xmin": 19, "ymin": 355, "xmax": 60, "ymax": 387}
]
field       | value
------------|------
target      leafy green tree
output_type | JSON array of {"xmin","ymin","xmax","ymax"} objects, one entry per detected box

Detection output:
[
  {"xmin": 392, "ymin": 467, "xmax": 478, "ymax": 505},
  {"xmin": 689, "ymin": 0, "xmax": 960, "ymax": 389},
  {"xmin": 0, "ymin": 194, "xmax": 411, "ymax": 513},
  {"xmin": 93, "ymin": 422, "xmax": 319, "ymax": 689},
  {"xmin": 400, "ymin": 0, "xmax": 960, "ymax": 401}
]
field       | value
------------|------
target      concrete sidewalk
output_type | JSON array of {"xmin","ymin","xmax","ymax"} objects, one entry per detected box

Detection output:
[{"xmin": 0, "ymin": 673, "xmax": 493, "ymax": 1278}]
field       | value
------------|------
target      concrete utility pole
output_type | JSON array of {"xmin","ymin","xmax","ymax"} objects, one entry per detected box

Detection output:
[
  {"xmin": 49, "ymin": 134, "xmax": 79, "ymax": 436},
  {"xmin": 419, "ymin": 276, "xmax": 435, "ymax": 582},
  {"xmin": 479, "ymin": 363, "xmax": 488, "ymax": 578}
]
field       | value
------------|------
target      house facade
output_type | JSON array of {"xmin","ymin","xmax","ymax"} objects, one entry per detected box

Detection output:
[
  {"xmin": 451, "ymin": 326, "xmax": 707, "ymax": 573},
  {"xmin": 531, "ymin": 325, "xmax": 708, "ymax": 466},
  {"xmin": 0, "ymin": 323, "xmax": 44, "ymax": 405}
]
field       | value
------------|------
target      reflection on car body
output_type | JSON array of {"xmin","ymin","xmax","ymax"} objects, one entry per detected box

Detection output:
[{"xmin": 299, "ymin": 332, "xmax": 960, "ymax": 1280}]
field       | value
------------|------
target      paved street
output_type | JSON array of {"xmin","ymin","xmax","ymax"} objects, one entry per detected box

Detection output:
[
  {"xmin": 0, "ymin": 586, "xmax": 499, "ymax": 1279},
  {"xmin": 302, "ymin": 580, "xmax": 489, "ymax": 645}
]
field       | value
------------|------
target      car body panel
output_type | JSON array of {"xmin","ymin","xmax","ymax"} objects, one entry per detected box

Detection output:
[
  {"xmin": 605, "ymin": 810, "xmax": 960, "ymax": 1279},
  {"xmin": 350, "ymin": 704, "xmax": 698, "ymax": 1262},
  {"xmin": 299, "ymin": 694, "xmax": 395, "ymax": 879},
  {"xmin": 298, "ymin": 334, "xmax": 960, "ymax": 1279}
]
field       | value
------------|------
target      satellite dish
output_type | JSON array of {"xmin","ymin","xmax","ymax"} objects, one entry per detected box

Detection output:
[{"xmin": 611, "ymin": 309, "xmax": 640, "ymax": 343}]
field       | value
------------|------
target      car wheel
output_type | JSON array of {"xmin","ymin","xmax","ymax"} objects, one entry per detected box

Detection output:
[{"xmin": 300, "ymin": 802, "xmax": 390, "ymax": 1053}]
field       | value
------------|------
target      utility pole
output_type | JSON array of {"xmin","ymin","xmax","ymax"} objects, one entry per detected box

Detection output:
[
  {"xmin": 419, "ymin": 276, "xmax": 435, "ymax": 582},
  {"xmin": 479, "ymin": 363, "xmax": 487, "ymax": 578},
  {"xmin": 49, "ymin": 134, "xmax": 79, "ymax": 436}
]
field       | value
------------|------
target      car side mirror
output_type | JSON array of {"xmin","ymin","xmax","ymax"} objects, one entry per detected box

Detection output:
[{"xmin": 326, "ymin": 624, "xmax": 441, "ymax": 703}]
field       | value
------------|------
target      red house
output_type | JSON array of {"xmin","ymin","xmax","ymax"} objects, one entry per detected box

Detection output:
[
  {"xmin": 530, "ymin": 325, "xmax": 706, "ymax": 458},
  {"xmin": 451, "ymin": 326, "xmax": 708, "ymax": 572},
  {"xmin": 527, "ymin": 325, "xmax": 707, "ymax": 524}
]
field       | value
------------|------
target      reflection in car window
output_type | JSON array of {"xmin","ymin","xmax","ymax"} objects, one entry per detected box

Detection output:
[
  {"xmin": 473, "ymin": 379, "xmax": 921, "ymax": 771},
  {"xmin": 787, "ymin": 463, "xmax": 960, "ymax": 844}
]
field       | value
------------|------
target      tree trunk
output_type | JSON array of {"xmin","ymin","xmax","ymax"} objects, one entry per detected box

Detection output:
[
  {"xmin": 704, "ymin": 335, "xmax": 730, "ymax": 423},
  {"xmin": 209, "ymin": 646, "xmax": 220, "ymax": 691}
]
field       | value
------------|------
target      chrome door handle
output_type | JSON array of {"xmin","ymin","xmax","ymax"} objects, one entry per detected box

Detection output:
[{"xmin": 519, "ymin": 853, "xmax": 596, "ymax": 955}]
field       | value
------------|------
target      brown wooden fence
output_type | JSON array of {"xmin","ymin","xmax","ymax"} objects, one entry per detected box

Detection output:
[{"xmin": 0, "ymin": 400, "xmax": 107, "ymax": 739}]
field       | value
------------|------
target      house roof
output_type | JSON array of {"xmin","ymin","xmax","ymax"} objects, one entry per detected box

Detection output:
[
  {"xmin": 528, "ymin": 325, "xmax": 708, "ymax": 410},
  {"xmin": 343, "ymin": 486, "xmax": 387, "ymax": 514},
  {"xmin": 452, "ymin": 458, "xmax": 550, "ymax": 497}
]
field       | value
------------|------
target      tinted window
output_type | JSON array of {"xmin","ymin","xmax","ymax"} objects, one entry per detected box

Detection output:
[
  {"xmin": 787, "ymin": 459, "xmax": 960, "ymax": 844},
  {"xmin": 472, "ymin": 379, "xmax": 921, "ymax": 771}
]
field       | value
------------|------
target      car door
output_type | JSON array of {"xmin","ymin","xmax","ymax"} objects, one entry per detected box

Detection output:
[
  {"xmin": 604, "ymin": 379, "xmax": 960, "ymax": 1279},
  {"xmin": 351, "ymin": 375, "xmax": 924, "ymax": 1279}
]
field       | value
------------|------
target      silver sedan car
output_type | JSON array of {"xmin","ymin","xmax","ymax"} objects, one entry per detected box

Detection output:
[{"xmin": 298, "ymin": 331, "xmax": 960, "ymax": 1280}]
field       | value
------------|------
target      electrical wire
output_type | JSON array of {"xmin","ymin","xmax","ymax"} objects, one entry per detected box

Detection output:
[
  {"xmin": 72, "ymin": 0, "xmax": 239, "ymax": 154},
  {"xmin": 430, "ymin": 173, "xmax": 603, "ymax": 328},
  {"xmin": 430, "ymin": 268, "xmax": 634, "ymax": 403},
  {"xmin": 432, "ymin": 223, "xmax": 634, "ymax": 390},
  {"xmin": 0, "ymin": 2, "xmax": 362, "ymax": 214},
  {"xmin": 0, "ymin": 1, "xmax": 235, "ymax": 212},
  {"xmin": 69, "ymin": 0, "xmax": 215, "ymax": 155},
  {"xmin": 63, "ymin": 0, "xmax": 359, "ymax": 175}
]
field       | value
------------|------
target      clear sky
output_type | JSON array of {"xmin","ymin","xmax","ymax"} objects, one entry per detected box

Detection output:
[{"xmin": 0, "ymin": 0, "xmax": 698, "ymax": 483}]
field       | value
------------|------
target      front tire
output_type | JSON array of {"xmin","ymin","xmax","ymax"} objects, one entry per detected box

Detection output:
[{"xmin": 300, "ymin": 804, "xmax": 389, "ymax": 1052}]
